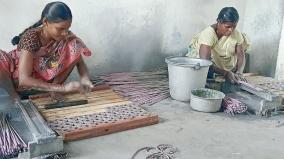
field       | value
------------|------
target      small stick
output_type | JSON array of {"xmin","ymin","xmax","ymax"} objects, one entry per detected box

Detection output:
[{"xmin": 44, "ymin": 99, "xmax": 88, "ymax": 109}]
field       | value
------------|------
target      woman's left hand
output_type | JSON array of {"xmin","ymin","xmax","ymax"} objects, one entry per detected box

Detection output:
[
  {"xmin": 234, "ymin": 72, "xmax": 247, "ymax": 82},
  {"xmin": 80, "ymin": 76, "xmax": 94, "ymax": 93}
]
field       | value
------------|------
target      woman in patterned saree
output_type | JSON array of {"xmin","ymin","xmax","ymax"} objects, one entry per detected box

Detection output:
[{"xmin": 0, "ymin": 1, "xmax": 93, "ymax": 102}]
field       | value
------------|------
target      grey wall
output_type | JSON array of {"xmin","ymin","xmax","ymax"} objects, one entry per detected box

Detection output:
[
  {"xmin": 275, "ymin": 16, "xmax": 284, "ymax": 80},
  {"xmin": 243, "ymin": 0, "xmax": 284, "ymax": 77},
  {"xmin": 0, "ymin": 0, "xmax": 282, "ymax": 78}
]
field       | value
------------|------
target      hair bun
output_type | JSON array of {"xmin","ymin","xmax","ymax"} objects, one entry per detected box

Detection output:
[{"xmin": 11, "ymin": 36, "xmax": 20, "ymax": 45}]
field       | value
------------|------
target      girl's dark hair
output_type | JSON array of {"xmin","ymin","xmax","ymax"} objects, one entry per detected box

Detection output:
[
  {"xmin": 11, "ymin": 1, "xmax": 72, "ymax": 45},
  {"xmin": 217, "ymin": 7, "xmax": 239, "ymax": 23}
]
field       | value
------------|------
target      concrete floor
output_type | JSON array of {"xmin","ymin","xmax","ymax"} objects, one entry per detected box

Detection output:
[{"xmin": 64, "ymin": 98, "xmax": 284, "ymax": 159}]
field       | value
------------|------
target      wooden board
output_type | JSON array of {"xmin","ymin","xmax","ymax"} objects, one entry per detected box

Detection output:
[
  {"xmin": 245, "ymin": 75, "xmax": 284, "ymax": 104},
  {"xmin": 30, "ymin": 88, "xmax": 159, "ymax": 141},
  {"xmin": 29, "ymin": 84, "xmax": 111, "ymax": 100},
  {"xmin": 49, "ymin": 108, "xmax": 158, "ymax": 141},
  {"xmin": 64, "ymin": 115, "xmax": 158, "ymax": 141}
]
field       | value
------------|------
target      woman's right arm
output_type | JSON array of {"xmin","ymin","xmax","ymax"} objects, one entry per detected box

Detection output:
[
  {"xmin": 18, "ymin": 50, "xmax": 66, "ymax": 92},
  {"xmin": 199, "ymin": 44, "xmax": 228, "ymax": 76},
  {"xmin": 199, "ymin": 44, "xmax": 238, "ymax": 83}
]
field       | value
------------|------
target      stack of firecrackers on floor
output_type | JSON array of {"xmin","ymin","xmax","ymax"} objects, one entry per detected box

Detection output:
[
  {"xmin": 92, "ymin": 70, "xmax": 170, "ymax": 107},
  {"xmin": 0, "ymin": 113, "xmax": 27, "ymax": 158}
]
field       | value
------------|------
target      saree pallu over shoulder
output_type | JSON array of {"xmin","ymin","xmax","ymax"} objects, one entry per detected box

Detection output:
[
  {"xmin": 9, "ymin": 34, "xmax": 92, "ymax": 81},
  {"xmin": 0, "ymin": 50, "xmax": 13, "ymax": 74},
  {"xmin": 33, "ymin": 35, "xmax": 92, "ymax": 81}
]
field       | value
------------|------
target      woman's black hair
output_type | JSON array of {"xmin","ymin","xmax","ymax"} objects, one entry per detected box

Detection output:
[
  {"xmin": 11, "ymin": 1, "xmax": 72, "ymax": 45},
  {"xmin": 217, "ymin": 7, "xmax": 239, "ymax": 23}
]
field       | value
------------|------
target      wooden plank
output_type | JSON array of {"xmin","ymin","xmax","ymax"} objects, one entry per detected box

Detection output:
[
  {"xmin": 34, "ymin": 88, "xmax": 132, "ymax": 120},
  {"xmin": 40, "ymin": 99, "xmax": 130, "ymax": 114},
  {"xmin": 62, "ymin": 114, "xmax": 159, "ymax": 141},
  {"xmin": 243, "ymin": 73, "xmax": 259, "ymax": 77},
  {"xmin": 246, "ymin": 76, "xmax": 276, "ymax": 85},
  {"xmin": 244, "ymin": 75, "xmax": 284, "ymax": 104},
  {"xmin": 42, "ymin": 101, "xmax": 132, "ymax": 119},
  {"xmin": 44, "ymin": 100, "xmax": 88, "ymax": 109},
  {"xmin": 34, "ymin": 93, "xmax": 125, "ymax": 107},
  {"xmin": 31, "ymin": 88, "xmax": 129, "ymax": 110},
  {"xmin": 30, "ymin": 87, "xmax": 159, "ymax": 141},
  {"xmin": 238, "ymin": 81, "xmax": 282, "ymax": 101},
  {"xmin": 31, "ymin": 89, "xmax": 117, "ymax": 104},
  {"xmin": 29, "ymin": 84, "xmax": 111, "ymax": 99},
  {"xmin": 45, "ymin": 109, "xmax": 107, "ymax": 121}
]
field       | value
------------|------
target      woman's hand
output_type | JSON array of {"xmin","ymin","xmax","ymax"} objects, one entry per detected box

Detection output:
[
  {"xmin": 224, "ymin": 71, "xmax": 246, "ymax": 84},
  {"xmin": 80, "ymin": 76, "xmax": 94, "ymax": 93},
  {"xmin": 63, "ymin": 80, "xmax": 93, "ymax": 93},
  {"xmin": 234, "ymin": 72, "xmax": 247, "ymax": 82},
  {"xmin": 63, "ymin": 81, "xmax": 83, "ymax": 92},
  {"xmin": 224, "ymin": 71, "xmax": 238, "ymax": 84},
  {"xmin": 76, "ymin": 56, "xmax": 93, "ymax": 93},
  {"xmin": 51, "ymin": 78, "xmax": 93, "ymax": 101}
]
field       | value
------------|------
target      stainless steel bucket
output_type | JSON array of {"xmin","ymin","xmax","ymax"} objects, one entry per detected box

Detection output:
[{"xmin": 165, "ymin": 57, "xmax": 212, "ymax": 101}]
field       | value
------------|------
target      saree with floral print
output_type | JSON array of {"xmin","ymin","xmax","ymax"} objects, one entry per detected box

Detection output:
[{"xmin": 0, "ymin": 30, "xmax": 91, "ymax": 82}]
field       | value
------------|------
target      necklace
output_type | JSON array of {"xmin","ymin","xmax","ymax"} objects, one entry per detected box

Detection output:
[{"xmin": 38, "ymin": 28, "xmax": 61, "ymax": 69}]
